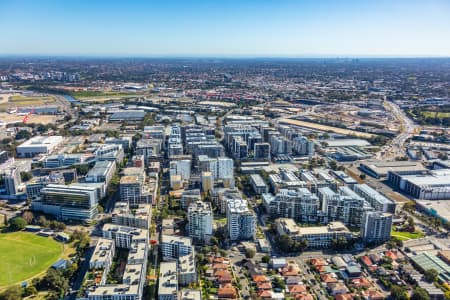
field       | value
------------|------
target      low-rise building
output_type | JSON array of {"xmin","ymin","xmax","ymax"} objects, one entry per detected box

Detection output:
[{"xmin": 275, "ymin": 218, "xmax": 352, "ymax": 248}]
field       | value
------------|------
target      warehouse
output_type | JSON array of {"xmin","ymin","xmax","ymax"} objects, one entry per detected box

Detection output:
[
  {"xmin": 359, "ymin": 160, "xmax": 426, "ymax": 179},
  {"xmin": 389, "ymin": 169, "xmax": 450, "ymax": 200},
  {"xmin": 17, "ymin": 136, "xmax": 64, "ymax": 158},
  {"xmin": 109, "ymin": 110, "xmax": 146, "ymax": 122}
]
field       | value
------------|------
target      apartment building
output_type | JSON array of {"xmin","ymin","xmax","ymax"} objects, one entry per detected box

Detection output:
[{"xmin": 187, "ymin": 201, "xmax": 213, "ymax": 243}]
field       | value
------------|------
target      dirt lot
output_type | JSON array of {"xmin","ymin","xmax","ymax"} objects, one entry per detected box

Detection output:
[{"xmin": 0, "ymin": 113, "xmax": 60, "ymax": 124}]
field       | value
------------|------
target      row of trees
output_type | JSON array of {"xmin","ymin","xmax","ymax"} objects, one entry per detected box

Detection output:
[
  {"xmin": 8, "ymin": 213, "xmax": 66, "ymax": 232},
  {"xmin": 275, "ymin": 234, "xmax": 308, "ymax": 253}
]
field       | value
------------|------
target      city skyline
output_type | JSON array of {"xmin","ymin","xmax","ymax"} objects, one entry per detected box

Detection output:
[{"xmin": 1, "ymin": 0, "xmax": 449, "ymax": 57}]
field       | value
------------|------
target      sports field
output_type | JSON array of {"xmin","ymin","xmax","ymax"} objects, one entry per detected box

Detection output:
[{"xmin": 0, "ymin": 232, "xmax": 62, "ymax": 287}]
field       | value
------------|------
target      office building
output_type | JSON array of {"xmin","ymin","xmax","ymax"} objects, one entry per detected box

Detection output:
[
  {"xmin": 187, "ymin": 201, "xmax": 213, "ymax": 243},
  {"xmin": 95, "ymin": 144, "xmax": 124, "ymax": 163},
  {"xmin": 32, "ymin": 184, "xmax": 99, "ymax": 221},
  {"xmin": 85, "ymin": 160, "xmax": 116, "ymax": 186},
  {"xmin": 4, "ymin": 167, "xmax": 21, "ymax": 195},
  {"xmin": 361, "ymin": 211, "xmax": 393, "ymax": 244}
]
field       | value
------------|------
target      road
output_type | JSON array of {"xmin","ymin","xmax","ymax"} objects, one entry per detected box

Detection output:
[
  {"xmin": 67, "ymin": 243, "xmax": 95, "ymax": 300},
  {"xmin": 380, "ymin": 100, "xmax": 419, "ymax": 160}
]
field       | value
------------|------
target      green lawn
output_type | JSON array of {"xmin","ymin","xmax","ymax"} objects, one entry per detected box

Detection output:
[
  {"xmin": 421, "ymin": 111, "xmax": 450, "ymax": 118},
  {"xmin": 0, "ymin": 232, "xmax": 63, "ymax": 287},
  {"xmin": 391, "ymin": 230, "xmax": 425, "ymax": 241}
]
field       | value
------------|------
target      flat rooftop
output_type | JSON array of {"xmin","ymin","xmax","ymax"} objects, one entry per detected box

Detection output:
[
  {"xmin": 323, "ymin": 139, "xmax": 370, "ymax": 147},
  {"xmin": 120, "ymin": 175, "xmax": 140, "ymax": 185},
  {"xmin": 360, "ymin": 160, "xmax": 426, "ymax": 176}
]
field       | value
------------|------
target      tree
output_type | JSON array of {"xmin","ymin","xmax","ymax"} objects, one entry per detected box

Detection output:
[
  {"xmin": 245, "ymin": 248, "xmax": 256, "ymax": 259},
  {"xmin": 424, "ymin": 268, "xmax": 439, "ymax": 282},
  {"xmin": 273, "ymin": 276, "xmax": 286, "ymax": 290},
  {"xmin": 20, "ymin": 171, "xmax": 33, "ymax": 182},
  {"xmin": 38, "ymin": 215, "xmax": 49, "ymax": 227},
  {"xmin": 38, "ymin": 268, "xmax": 69, "ymax": 297},
  {"xmin": 0, "ymin": 286, "xmax": 22, "ymax": 300},
  {"xmin": 23, "ymin": 285, "xmax": 38, "ymax": 297},
  {"xmin": 15, "ymin": 130, "xmax": 32, "ymax": 140},
  {"xmin": 97, "ymin": 205, "xmax": 104, "ymax": 214},
  {"xmin": 411, "ymin": 287, "xmax": 430, "ymax": 300},
  {"xmin": 390, "ymin": 285, "xmax": 408, "ymax": 300},
  {"xmin": 76, "ymin": 164, "xmax": 90, "ymax": 176},
  {"xmin": 262, "ymin": 255, "xmax": 270, "ymax": 264},
  {"xmin": 9, "ymin": 217, "xmax": 28, "ymax": 231},
  {"xmin": 329, "ymin": 160, "xmax": 338, "ymax": 170},
  {"xmin": 210, "ymin": 236, "xmax": 219, "ymax": 246},
  {"xmin": 22, "ymin": 211, "xmax": 34, "ymax": 224},
  {"xmin": 359, "ymin": 173, "xmax": 366, "ymax": 180}
]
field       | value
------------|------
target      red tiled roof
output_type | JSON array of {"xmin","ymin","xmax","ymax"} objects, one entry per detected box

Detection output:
[{"xmin": 289, "ymin": 284, "xmax": 307, "ymax": 294}]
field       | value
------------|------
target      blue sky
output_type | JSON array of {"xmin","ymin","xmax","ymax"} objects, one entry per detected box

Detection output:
[{"xmin": 0, "ymin": 0, "xmax": 449, "ymax": 57}]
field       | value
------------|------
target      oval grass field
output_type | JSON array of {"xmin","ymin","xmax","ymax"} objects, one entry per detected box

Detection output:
[{"xmin": 0, "ymin": 232, "xmax": 62, "ymax": 287}]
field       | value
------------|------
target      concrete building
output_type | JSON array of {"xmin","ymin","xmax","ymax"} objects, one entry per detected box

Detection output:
[
  {"xmin": 359, "ymin": 160, "xmax": 426, "ymax": 179},
  {"xmin": 275, "ymin": 218, "xmax": 352, "ymax": 248},
  {"xmin": 201, "ymin": 171, "xmax": 214, "ymax": 193},
  {"xmin": 90, "ymin": 238, "xmax": 115, "ymax": 273},
  {"xmin": 112, "ymin": 202, "xmax": 151, "ymax": 229},
  {"xmin": 85, "ymin": 160, "xmax": 116, "ymax": 186},
  {"xmin": 179, "ymin": 290, "xmax": 201, "ymax": 300},
  {"xmin": 102, "ymin": 224, "xmax": 149, "ymax": 249},
  {"xmin": 169, "ymin": 160, "xmax": 191, "ymax": 181},
  {"xmin": 319, "ymin": 187, "xmax": 372, "ymax": 227},
  {"xmin": 180, "ymin": 189, "xmax": 201, "ymax": 209},
  {"xmin": 254, "ymin": 143, "xmax": 271, "ymax": 161},
  {"xmin": 178, "ymin": 252, "xmax": 197, "ymax": 286},
  {"xmin": 32, "ymin": 184, "xmax": 99, "ymax": 221},
  {"xmin": 361, "ymin": 211, "xmax": 393, "ymax": 244},
  {"xmin": 388, "ymin": 169, "xmax": 450, "ymax": 200},
  {"xmin": 17, "ymin": 135, "xmax": 64, "ymax": 158},
  {"xmin": 95, "ymin": 144, "xmax": 124, "ymax": 164},
  {"xmin": 216, "ymin": 157, "xmax": 233, "ymax": 179},
  {"xmin": 3, "ymin": 167, "xmax": 21, "ymax": 196},
  {"xmin": 43, "ymin": 153, "xmax": 90, "ymax": 168},
  {"xmin": 263, "ymin": 188, "xmax": 319, "ymax": 223},
  {"xmin": 159, "ymin": 261, "xmax": 178, "ymax": 300},
  {"xmin": 120, "ymin": 175, "xmax": 151, "ymax": 206},
  {"xmin": 227, "ymin": 198, "xmax": 256, "ymax": 241},
  {"xmin": 187, "ymin": 201, "xmax": 213, "ymax": 243},
  {"xmin": 161, "ymin": 235, "xmax": 193, "ymax": 261},
  {"xmin": 353, "ymin": 184, "xmax": 396, "ymax": 213},
  {"xmin": 250, "ymin": 174, "xmax": 268, "ymax": 195},
  {"xmin": 292, "ymin": 136, "xmax": 315, "ymax": 157}
]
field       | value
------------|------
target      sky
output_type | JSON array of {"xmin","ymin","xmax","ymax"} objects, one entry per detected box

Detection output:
[{"xmin": 0, "ymin": 0, "xmax": 449, "ymax": 57}]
